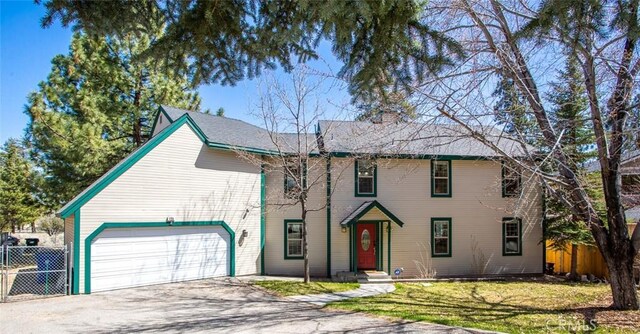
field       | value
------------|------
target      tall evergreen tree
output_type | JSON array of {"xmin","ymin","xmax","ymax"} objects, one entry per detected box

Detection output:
[
  {"xmin": 492, "ymin": 74, "xmax": 537, "ymax": 144},
  {"xmin": 545, "ymin": 56, "xmax": 595, "ymax": 280},
  {"xmin": 25, "ymin": 32, "xmax": 201, "ymax": 207},
  {"xmin": 0, "ymin": 139, "xmax": 42, "ymax": 233},
  {"xmin": 39, "ymin": 0, "xmax": 463, "ymax": 96},
  {"xmin": 355, "ymin": 89, "xmax": 417, "ymax": 121}
]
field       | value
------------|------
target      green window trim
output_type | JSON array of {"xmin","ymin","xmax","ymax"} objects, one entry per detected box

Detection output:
[
  {"xmin": 431, "ymin": 218, "xmax": 452, "ymax": 257},
  {"xmin": 502, "ymin": 217, "xmax": 523, "ymax": 256},
  {"xmin": 501, "ymin": 161, "xmax": 522, "ymax": 197},
  {"xmin": 431, "ymin": 160, "xmax": 452, "ymax": 197},
  {"xmin": 354, "ymin": 160, "xmax": 377, "ymax": 197},
  {"xmin": 83, "ymin": 220, "xmax": 235, "ymax": 294},
  {"xmin": 284, "ymin": 219, "xmax": 304, "ymax": 260}
]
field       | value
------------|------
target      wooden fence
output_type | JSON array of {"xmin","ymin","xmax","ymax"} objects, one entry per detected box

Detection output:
[
  {"xmin": 545, "ymin": 242, "xmax": 609, "ymax": 278},
  {"xmin": 545, "ymin": 223, "xmax": 637, "ymax": 279}
]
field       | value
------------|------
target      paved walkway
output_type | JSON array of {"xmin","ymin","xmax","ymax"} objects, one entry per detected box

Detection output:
[{"xmin": 286, "ymin": 283, "xmax": 395, "ymax": 305}]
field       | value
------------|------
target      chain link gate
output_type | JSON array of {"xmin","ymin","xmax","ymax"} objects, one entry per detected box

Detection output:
[{"xmin": 1, "ymin": 244, "xmax": 70, "ymax": 302}]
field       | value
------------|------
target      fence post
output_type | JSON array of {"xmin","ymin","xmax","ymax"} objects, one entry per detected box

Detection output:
[
  {"xmin": 1, "ymin": 246, "xmax": 4, "ymax": 302},
  {"xmin": 65, "ymin": 243, "xmax": 70, "ymax": 296}
]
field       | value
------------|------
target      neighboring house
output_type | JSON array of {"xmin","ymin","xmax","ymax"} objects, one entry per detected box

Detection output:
[{"xmin": 59, "ymin": 106, "xmax": 543, "ymax": 294}]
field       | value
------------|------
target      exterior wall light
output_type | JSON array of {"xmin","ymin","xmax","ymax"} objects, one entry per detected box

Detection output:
[{"xmin": 341, "ymin": 226, "xmax": 347, "ymax": 233}]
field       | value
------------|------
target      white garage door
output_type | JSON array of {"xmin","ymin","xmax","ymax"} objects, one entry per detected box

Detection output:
[{"xmin": 90, "ymin": 226, "xmax": 230, "ymax": 292}]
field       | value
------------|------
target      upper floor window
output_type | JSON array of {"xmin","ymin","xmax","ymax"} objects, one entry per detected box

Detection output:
[
  {"xmin": 431, "ymin": 160, "xmax": 451, "ymax": 197},
  {"xmin": 355, "ymin": 160, "xmax": 377, "ymax": 197},
  {"xmin": 502, "ymin": 217, "xmax": 522, "ymax": 256},
  {"xmin": 284, "ymin": 160, "xmax": 306, "ymax": 197},
  {"xmin": 502, "ymin": 162, "xmax": 522, "ymax": 197}
]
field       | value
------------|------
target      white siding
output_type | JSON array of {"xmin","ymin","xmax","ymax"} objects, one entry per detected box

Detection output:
[
  {"xmin": 76, "ymin": 123, "xmax": 261, "ymax": 293},
  {"xmin": 64, "ymin": 215, "xmax": 74, "ymax": 247},
  {"xmin": 264, "ymin": 158, "xmax": 327, "ymax": 276},
  {"xmin": 327, "ymin": 158, "xmax": 543, "ymax": 277}
]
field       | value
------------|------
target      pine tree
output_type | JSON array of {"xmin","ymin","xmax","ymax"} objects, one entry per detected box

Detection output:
[
  {"xmin": 355, "ymin": 89, "xmax": 417, "ymax": 121},
  {"xmin": 545, "ymin": 56, "xmax": 595, "ymax": 280},
  {"xmin": 0, "ymin": 139, "xmax": 42, "ymax": 233},
  {"xmin": 492, "ymin": 74, "xmax": 537, "ymax": 144},
  {"xmin": 39, "ymin": 0, "xmax": 463, "ymax": 97},
  {"xmin": 25, "ymin": 32, "xmax": 201, "ymax": 208}
]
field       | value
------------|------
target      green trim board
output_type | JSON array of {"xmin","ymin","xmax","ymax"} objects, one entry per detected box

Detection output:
[
  {"xmin": 502, "ymin": 217, "xmax": 523, "ymax": 256},
  {"xmin": 430, "ymin": 218, "xmax": 452, "ymax": 257},
  {"xmin": 83, "ymin": 220, "xmax": 235, "ymax": 294},
  {"xmin": 59, "ymin": 113, "xmax": 202, "ymax": 218},
  {"xmin": 72, "ymin": 210, "xmax": 80, "ymax": 295},
  {"xmin": 387, "ymin": 222, "xmax": 391, "ymax": 273},
  {"xmin": 284, "ymin": 219, "xmax": 304, "ymax": 260},
  {"xmin": 260, "ymin": 163, "xmax": 266, "ymax": 275},
  {"xmin": 329, "ymin": 152, "xmax": 493, "ymax": 160},
  {"xmin": 340, "ymin": 200, "xmax": 405, "ymax": 227},
  {"xmin": 431, "ymin": 159, "xmax": 452, "ymax": 197},
  {"xmin": 354, "ymin": 160, "xmax": 377, "ymax": 197},
  {"xmin": 326, "ymin": 157, "xmax": 332, "ymax": 277},
  {"xmin": 501, "ymin": 161, "xmax": 522, "ymax": 197}
]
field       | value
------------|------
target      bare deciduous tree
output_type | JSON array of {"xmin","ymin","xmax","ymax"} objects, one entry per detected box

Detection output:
[{"xmin": 406, "ymin": 0, "xmax": 640, "ymax": 309}]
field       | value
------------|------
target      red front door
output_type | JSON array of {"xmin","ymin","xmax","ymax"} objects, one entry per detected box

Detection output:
[{"xmin": 357, "ymin": 223, "xmax": 376, "ymax": 270}]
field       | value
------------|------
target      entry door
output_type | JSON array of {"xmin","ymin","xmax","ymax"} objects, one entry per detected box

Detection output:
[{"xmin": 357, "ymin": 223, "xmax": 376, "ymax": 270}]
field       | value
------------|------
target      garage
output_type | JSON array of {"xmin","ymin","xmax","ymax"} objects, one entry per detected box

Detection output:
[{"xmin": 88, "ymin": 224, "xmax": 232, "ymax": 292}]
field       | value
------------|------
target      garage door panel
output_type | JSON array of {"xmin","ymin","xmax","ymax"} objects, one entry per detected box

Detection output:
[{"xmin": 91, "ymin": 226, "xmax": 230, "ymax": 292}]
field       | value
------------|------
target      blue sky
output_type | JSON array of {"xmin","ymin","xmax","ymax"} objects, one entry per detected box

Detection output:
[{"xmin": 0, "ymin": 1, "xmax": 349, "ymax": 143}]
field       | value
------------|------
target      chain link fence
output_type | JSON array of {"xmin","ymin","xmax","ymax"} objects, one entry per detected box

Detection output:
[{"xmin": 1, "ymin": 245, "xmax": 69, "ymax": 302}]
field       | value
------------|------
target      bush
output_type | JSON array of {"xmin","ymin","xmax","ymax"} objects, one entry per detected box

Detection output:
[{"xmin": 38, "ymin": 215, "xmax": 63, "ymax": 236}]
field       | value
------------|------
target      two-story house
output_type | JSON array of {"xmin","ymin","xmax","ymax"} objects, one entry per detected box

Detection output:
[{"xmin": 59, "ymin": 106, "xmax": 543, "ymax": 294}]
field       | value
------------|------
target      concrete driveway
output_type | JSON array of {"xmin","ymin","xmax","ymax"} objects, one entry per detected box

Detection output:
[{"xmin": 0, "ymin": 278, "xmax": 482, "ymax": 333}]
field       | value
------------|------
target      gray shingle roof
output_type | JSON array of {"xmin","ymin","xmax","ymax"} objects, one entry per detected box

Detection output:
[
  {"xmin": 317, "ymin": 120, "xmax": 526, "ymax": 157},
  {"xmin": 161, "ymin": 105, "xmax": 318, "ymax": 154}
]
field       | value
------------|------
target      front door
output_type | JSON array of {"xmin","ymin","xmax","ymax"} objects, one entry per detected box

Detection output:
[{"xmin": 357, "ymin": 223, "xmax": 376, "ymax": 270}]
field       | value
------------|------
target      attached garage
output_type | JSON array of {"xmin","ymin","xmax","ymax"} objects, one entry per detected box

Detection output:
[{"xmin": 85, "ymin": 221, "xmax": 235, "ymax": 293}]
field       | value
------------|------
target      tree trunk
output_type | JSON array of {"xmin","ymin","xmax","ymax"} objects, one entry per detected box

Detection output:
[
  {"xmin": 604, "ymin": 251, "xmax": 639, "ymax": 309},
  {"xmin": 301, "ymin": 208, "xmax": 310, "ymax": 283},
  {"xmin": 569, "ymin": 244, "xmax": 579, "ymax": 281},
  {"xmin": 31, "ymin": 222, "xmax": 36, "ymax": 233}
]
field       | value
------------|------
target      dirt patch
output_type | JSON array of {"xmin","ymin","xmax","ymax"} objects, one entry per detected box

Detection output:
[{"xmin": 574, "ymin": 293, "xmax": 640, "ymax": 330}]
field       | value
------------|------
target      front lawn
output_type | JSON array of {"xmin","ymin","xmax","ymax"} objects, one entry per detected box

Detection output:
[
  {"xmin": 329, "ymin": 282, "xmax": 640, "ymax": 333},
  {"xmin": 254, "ymin": 280, "xmax": 359, "ymax": 297}
]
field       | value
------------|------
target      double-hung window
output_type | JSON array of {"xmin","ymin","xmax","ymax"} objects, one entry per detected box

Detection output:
[
  {"xmin": 355, "ymin": 160, "xmax": 376, "ymax": 196},
  {"xmin": 431, "ymin": 160, "xmax": 451, "ymax": 197},
  {"xmin": 284, "ymin": 220, "xmax": 303, "ymax": 259},
  {"xmin": 431, "ymin": 218, "xmax": 452, "ymax": 257},
  {"xmin": 502, "ymin": 162, "xmax": 522, "ymax": 197},
  {"xmin": 502, "ymin": 217, "xmax": 522, "ymax": 256},
  {"xmin": 284, "ymin": 160, "xmax": 305, "ymax": 198}
]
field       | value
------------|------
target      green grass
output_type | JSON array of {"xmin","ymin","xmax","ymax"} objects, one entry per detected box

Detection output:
[
  {"xmin": 329, "ymin": 282, "xmax": 639, "ymax": 334},
  {"xmin": 254, "ymin": 280, "xmax": 359, "ymax": 297}
]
